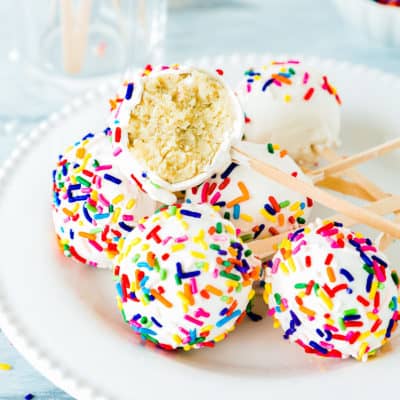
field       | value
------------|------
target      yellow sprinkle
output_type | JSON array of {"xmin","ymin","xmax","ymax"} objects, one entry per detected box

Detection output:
[
  {"xmin": 65, "ymin": 145, "xmax": 74, "ymax": 153},
  {"xmin": 126, "ymin": 199, "xmax": 136, "ymax": 210},
  {"xmin": 273, "ymin": 318, "xmax": 281, "ymax": 329},
  {"xmin": 200, "ymin": 325, "xmax": 212, "ymax": 333},
  {"xmin": 287, "ymin": 257, "xmax": 296, "ymax": 272},
  {"xmin": 294, "ymin": 210, "xmax": 304, "ymax": 219},
  {"xmin": 130, "ymin": 282, "xmax": 136, "ymax": 291},
  {"xmin": 181, "ymin": 220, "xmax": 189, "ymax": 230},
  {"xmin": 116, "ymin": 296, "xmax": 123, "ymax": 310},
  {"xmin": 260, "ymin": 208, "xmax": 277, "ymax": 223},
  {"xmin": 369, "ymin": 280, "xmax": 378, "ymax": 300},
  {"xmin": 177, "ymin": 291, "xmax": 190, "ymax": 312},
  {"xmin": 284, "ymin": 94, "xmax": 291, "ymax": 102},
  {"xmin": 141, "ymin": 243, "xmax": 150, "ymax": 251},
  {"xmin": 75, "ymin": 153, "xmax": 91, "ymax": 173},
  {"xmin": 225, "ymin": 224, "xmax": 235, "ymax": 235},
  {"xmin": 111, "ymin": 207, "xmax": 121, "ymax": 224},
  {"xmin": 183, "ymin": 345, "xmax": 191, "ymax": 351},
  {"xmin": 202, "ymin": 262, "xmax": 209, "ymax": 272},
  {"xmin": 318, "ymin": 288, "xmax": 333, "ymax": 310},
  {"xmin": 129, "ymin": 237, "xmax": 141, "ymax": 247},
  {"xmin": 190, "ymin": 250, "xmax": 206, "ymax": 259},
  {"xmin": 91, "ymin": 190, "xmax": 98, "ymax": 202},
  {"xmin": 228, "ymin": 247, "xmax": 238, "ymax": 257},
  {"xmin": 171, "ymin": 243, "xmax": 185, "ymax": 252},
  {"xmin": 214, "ymin": 333, "xmax": 227, "ymax": 343},
  {"xmin": 0, "ymin": 363, "xmax": 12, "ymax": 371},
  {"xmin": 263, "ymin": 289, "xmax": 270, "ymax": 305},
  {"xmin": 374, "ymin": 329, "xmax": 386, "ymax": 338},
  {"xmin": 172, "ymin": 335, "xmax": 182, "ymax": 345},
  {"xmin": 325, "ymin": 317, "xmax": 335, "ymax": 325},
  {"xmin": 240, "ymin": 213, "xmax": 253, "ymax": 222},
  {"xmin": 140, "ymin": 295, "xmax": 149, "ymax": 306},
  {"xmin": 279, "ymin": 261, "xmax": 289, "ymax": 275},
  {"xmin": 254, "ymin": 75, "xmax": 262, "ymax": 81},
  {"xmin": 248, "ymin": 289, "xmax": 255, "ymax": 300},
  {"xmin": 225, "ymin": 280, "xmax": 239, "ymax": 289},
  {"xmin": 117, "ymin": 237, "xmax": 126, "ymax": 253},
  {"xmin": 289, "ymin": 201, "xmax": 301, "ymax": 212},
  {"xmin": 112, "ymin": 194, "xmax": 124, "ymax": 205},
  {"xmin": 357, "ymin": 342, "xmax": 369, "ymax": 360},
  {"xmin": 357, "ymin": 332, "xmax": 371, "ymax": 342},
  {"xmin": 367, "ymin": 312, "xmax": 379, "ymax": 321}
]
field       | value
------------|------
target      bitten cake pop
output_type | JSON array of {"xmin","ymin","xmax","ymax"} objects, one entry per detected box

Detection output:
[
  {"xmin": 236, "ymin": 60, "xmax": 341, "ymax": 162},
  {"xmin": 186, "ymin": 141, "xmax": 314, "ymax": 242},
  {"xmin": 265, "ymin": 220, "xmax": 399, "ymax": 361},
  {"xmin": 109, "ymin": 64, "xmax": 243, "ymax": 204},
  {"xmin": 114, "ymin": 203, "xmax": 262, "ymax": 350},
  {"xmin": 52, "ymin": 132, "xmax": 157, "ymax": 268}
]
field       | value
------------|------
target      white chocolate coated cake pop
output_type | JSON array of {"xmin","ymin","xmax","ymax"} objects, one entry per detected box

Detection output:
[
  {"xmin": 52, "ymin": 132, "xmax": 157, "ymax": 269},
  {"xmin": 265, "ymin": 220, "xmax": 400, "ymax": 361},
  {"xmin": 114, "ymin": 203, "xmax": 262, "ymax": 350},
  {"xmin": 186, "ymin": 141, "xmax": 313, "ymax": 242},
  {"xmin": 109, "ymin": 64, "xmax": 243, "ymax": 204},
  {"xmin": 236, "ymin": 60, "xmax": 341, "ymax": 162}
]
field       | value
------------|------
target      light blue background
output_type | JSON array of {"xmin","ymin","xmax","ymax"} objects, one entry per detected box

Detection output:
[{"xmin": 1, "ymin": 0, "xmax": 399, "ymax": 398}]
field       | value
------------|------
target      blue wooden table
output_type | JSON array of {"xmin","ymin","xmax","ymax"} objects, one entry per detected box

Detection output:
[{"xmin": 1, "ymin": 0, "xmax": 400, "ymax": 398}]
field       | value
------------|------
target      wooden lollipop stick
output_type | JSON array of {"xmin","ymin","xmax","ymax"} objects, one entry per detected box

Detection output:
[
  {"xmin": 231, "ymin": 146, "xmax": 400, "ymax": 238},
  {"xmin": 310, "ymin": 137, "xmax": 400, "ymax": 181},
  {"xmin": 247, "ymin": 195, "xmax": 400, "ymax": 259},
  {"xmin": 319, "ymin": 147, "xmax": 400, "ymax": 250}
]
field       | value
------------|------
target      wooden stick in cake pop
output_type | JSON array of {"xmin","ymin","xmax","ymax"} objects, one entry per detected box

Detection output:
[
  {"xmin": 231, "ymin": 146, "xmax": 400, "ymax": 239},
  {"xmin": 247, "ymin": 194, "xmax": 400, "ymax": 259}
]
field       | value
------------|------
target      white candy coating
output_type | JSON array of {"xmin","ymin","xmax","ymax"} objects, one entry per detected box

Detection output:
[{"xmin": 236, "ymin": 61, "xmax": 341, "ymax": 162}]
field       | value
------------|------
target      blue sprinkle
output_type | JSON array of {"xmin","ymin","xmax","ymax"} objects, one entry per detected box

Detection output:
[
  {"xmin": 366, "ymin": 273, "xmax": 374, "ymax": 293},
  {"xmin": 125, "ymin": 82, "xmax": 134, "ymax": 99},
  {"xmin": 339, "ymin": 268, "xmax": 354, "ymax": 282},
  {"xmin": 264, "ymin": 203, "xmax": 276, "ymax": 215},
  {"xmin": 219, "ymin": 307, "xmax": 228, "ymax": 316},
  {"xmin": 176, "ymin": 262, "xmax": 201, "ymax": 279},
  {"xmin": 290, "ymin": 310, "xmax": 301, "ymax": 327},
  {"xmin": 151, "ymin": 316, "xmax": 163, "ymax": 328},
  {"xmin": 119, "ymin": 221, "xmax": 134, "ymax": 232},
  {"xmin": 253, "ymin": 224, "xmax": 265, "ymax": 240},
  {"xmin": 82, "ymin": 132, "xmax": 95, "ymax": 140},
  {"xmin": 104, "ymin": 173, "xmax": 122, "ymax": 184},
  {"xmin": 220, "ymin": 162, "xmax": 239, "ymax": 179},
  {"xmin": 116, "ymin": 283, "xmax": 123, "ymax": 298},
  {"xmin": 69, "ymin": 194, "xmax": 90, "ymax": 203},
  {"xmin": 309, "ymin": 341, "xmax": 328, "ymax": 354},
  {"xmin": 233, "ymin": 204, "xmax": 240, "ymax": 220},
  {"xmin": 140, "ymin": 276, "xmax": 149, "ymax": 287},
  {"xmin": 316, "ymin": 328, "xmax": 324, "ymax": 338},
  {"xmin": 139, "ymin": 327, "xmax": 157, "ymax": 336},
  {"xmin": 343, "ymin": 314, "xmax": 361, "ymax": 321},
  {"xmin": 214, "ymin": 201, "xmax": 227, "ymax": 207},
  {"xmin": 324, "ymin": 330, "xmax": 332, "ymax": 341},
  {"xmin": 83, "ymin": 205, "xmax": 93, "ymax": 223},
  {"xmin": 360, "ymin": 252, "xmax": 373, "ymax": 266},
  {"xmin": 262, "ymin": 79, "xmax": 274, "ymax": 91},
  {"xmin": 137, "ymin": 262, "xmax": 152, "ymax": 270},
  {"xmin": 216, "ymin": 309, "xmax": 241, "ymax": 328},
  {"xmin": 69, "ymin": 229, "xmax": 74, "ymax": 240},
  {"xmin": 133, "ymin": 313, "xmax": 141, "ymax": 321},
  {"xmin": 180, "ymin": 209, "xmax": 202, "ymax": 218},
  {"xmin": 372, "ymin": 255, "xmax": 387, "ymax": 267},
  {"xmin": 25, "ymin": 394, "xmax": 35, "ymax": 400},
  {"xmin": 94, "ymin": 213, "xmax": 110, "ymax": 220},
  {"xmin": 385, "ymin": 319, "xmax": 395, "ymax": 338}
]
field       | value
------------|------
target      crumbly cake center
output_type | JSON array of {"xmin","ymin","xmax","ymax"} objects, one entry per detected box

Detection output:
[{"xmin": 127, "ymin": 70, "xmax": 235, "ymax": 184}]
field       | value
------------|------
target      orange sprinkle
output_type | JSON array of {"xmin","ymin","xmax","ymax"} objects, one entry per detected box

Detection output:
[
  {"xmin": 272, "ymin": 74, "xmax": 292, "ymax": 85},
  {"xmin": 278, "ymin": 213, "xmax": 285, "ymax": 226},
  {"xmin": 147, "ymin": 251, "xmax": 155, "ymax": 267},
  {"xmin": 150, "ymin": 289, "xmax": 172, "ymax": 308},
  {"xmin": 299, "ymin": 305, "xmax": 316, "ymax": 318},
  {"xmin": 76, "ymin": 147, "xmax": 86, "ymax": 159},
  {"xmin": 326, "ymin": 266, "xmax": 336, "ymax": 283},
  {"xmin": 205, "ymin": 285, "xmax": 223, "ymax": 296},
  {"xmin": 184, "ymin": 283, "xmax": 194, "ymax": 306},
  {"xmin": 78, "ymin": 232, "xmax": 96, "ymax": 240},
  {"xmin": 226, "ymin": 181, "xmax": 250, "ymax": 208},
  {"xmin": 280, "ymin": 150, "xmax": 288, "ymax": 158},
  {"xmin": 62, "ymin": 207, "xmax": 74, "ymax": 217}
]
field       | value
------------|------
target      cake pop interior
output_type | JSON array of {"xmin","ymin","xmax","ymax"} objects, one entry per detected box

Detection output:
[{"xmin": 127, "ymin": 70, "xmax": 235, "ymax": 184}]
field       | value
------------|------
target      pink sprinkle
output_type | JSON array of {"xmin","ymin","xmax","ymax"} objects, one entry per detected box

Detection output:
[
  {"xmin": 99, "ymin": 194, "xmax": 110, "ymax": 207},
  {"xmin": 175, "ymin": 235, "xmax": 188, "ymax": 243},
  {"xmin": 61, "ymin": 193, "xmax": 68, "ymax": 200},
  {"xmin": 321, "ymin": 228, "xmax": 339, "ymax": 237},
  {"xmin": 184, "ymin": 315, "xmax": 204, "ymax": 326},
  {"xmin": 179, "ymin": 327, "xmax": 189, "ymax": 335},
  {"xmin": 323, "ymin": 324, "xmax": 339, "ymax": 332},
  {"xmin": 201, "ymin": 182, "xmax": 209, "ymax": 203},
  {"xmin": 88, "ymin": 240, "xmax": 103, "ymax": 252},
  {"xmin": 360, "ymin": 245, "xmax": 377, "ymax": 252},
  {"xmin": 190, "ymin": 278, "xmax": 198, "ymax": 294},
  {"xmin": 88, "ymin": 261, "xmax": 98, "ymax": 267},
  {"xmin": 137, "ymin": 224, "xmax": 146, "ymax": 231},
  {"xmin": 95, "ymin": 164, "xmax": 112, "ymax": 171},
  {"xmin": 292, "ymin": 240, "xmax": 307, "ymax": 255},
  {"xmin": 288, "ymin": 60, "xmax": 300, "ymax": 64},
  {"xmin": 195, "ymin": 307, "xmax": 210, "ymax": 318},
  {"xmin": 95, "ymin": 176, "xmax": 102, "ymax": 189},
  {"xmin": 162, "ymin": 236, "xmax": 173, "ymax": 245},
  {"xmin": 281, "ymin": 298, "xmax": 288, "ymax": 308},
  {"xmin": 303, "ymin": 72, "xmax": 309, "ymax": 84},
  {"xmin": 130, "ymin": 320, "xmax": 141, "ymax": 328},
  {"xmin": 122, "ymin": 215, "xmax": 134, "ymax": 222},
  {"xmin": 113, "ymin": 147, "xmax": 122, "ymax": 157},
  {"xmin": 320, "ymin": 341, "xmax": 334, "ymax": 351},
  {"xmin": 182, "ymin": 337, "xmax": 190, "ymax": 345},
  {"xmin": 211, "ymin": 234, "xmax": 229, "ymax": 242},
  {"xmin": 213, "ymin": 268, "xmax": 219, "ymax": 278},
  {"xmin": 246, "ymin": 83, "xmax": 251, "ymax": 93},
  {"xmin": 81, "ymin": 187, "xmax": 92, "ymax": 194},
  {"xmin": 273, "ymin": 79, "xmax": 282, "ymax": 87},
  {"xmin": 373, "ymin": 262, "xmax": 386, "ymax": 282},
  {"xmin": 210, "ymin": 192, "xmax": 221, "ymax": 205},
  {"xmin": 271, "ymin": 257, "xmax": 281, "ymax": 274},
  {"xmin": 268, "ymin": 309, "xmax": 275, "ymax": 316}
]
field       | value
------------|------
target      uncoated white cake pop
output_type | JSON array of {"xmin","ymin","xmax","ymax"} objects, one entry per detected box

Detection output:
[
  {"xmin": 114, "ymin": 203, "xmax": 262, "ymax": 350},
  {"xmin": 186, "ymin": 141, "xmax": 313, "ymax": 242},
  {"xmin": 236, "ymin": 60, "xmax": 341, "ymax": 162},
  {"xmin": 52, "ymin": 132, "xmax": 157, "ymax": 269},
  {"xmin": 265, "ymin": 220, "xmax": 400, "ymax": 361}
]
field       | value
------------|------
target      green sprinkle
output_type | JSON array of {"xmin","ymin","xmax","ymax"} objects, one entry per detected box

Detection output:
[
  {"xmin": 143, "ymin": 293, "xmax": 151, "ymax": 303},
  {"xmin": 221, "ymin": 295, "xmax": 230, "ymax": 302},
  {"xmin": 216, "ymin": 222, "xmax": 223, "ymax": 234},
  {"xmin": 338, "ymin": 317, "xmax": 345, "ymax": 331},
  {"xmin": 223, "ymin": 211, "xmax": 231, "ymax": 220},
  {"xmin": 363, "ymin": 264, "xmax": 374, "ymax": 274},
  {"xmin": 297, "ymin": 217, "xmax": 306, "ymax": 224},
  {"xmin": 142, "ymin": 333, "xmax": 158, "ymax": 344},
  {"xmin": 391, "ymin": 271, "xmax": 399, "ymax": 286},
  {"xmin": 220, "ymin": 271, "xmax": 241, "ymax": 281},
  {"xmin": 279, "ymin": 200, "xmax": 290, "ymax": 209},
  {"xmin": 313, "ymin": 283, "xmax": 320, "ymax": 294},
  {"xmin": 92, "ymin": 159, "xmax": 100, "ymax": 168},
  {"xmin": 209, "ymin": 244, "xmax": 220, "ymax": 251},
  {"xmin": 294, "ymin": 283, "xmax": 308, "ymax": 289},
  {"xmin": 378, "ymin": 282, "xmax": 385, "ymax": 290},
  {"xmin": 85, "ymin": 203, "xmax": 97, "ymax": 213},
  {"xmin": 288, "ymin": 67, "xmax": 296, "ymax": 75},
  {"xmin": 132, "ymin": 254, "xmax": 140, "ymax": 263},
  {"xmin": 267, "ymin": 143, "xmax": 274, "ymax": 153},
  {"xmin": 89, "ymin": 227, "xmax": 103, "ymax": 234},
  {"xmin": 222, "ymin": 261, "xmax": 231, "ymax": 267},
  {"xmin": 174, "ymin": 274, "xmax": 182, "ymax": 285},
  {"xmin": 274, "ymin": 293, "xmax": 281, "ymax": 305},
  {"xmin": 121, "ymin": 308, "xmax": 128, "ymax": 323},
  {"xmin": 168, "ymin": 205, "xmax": 177, "ymax": 215},
  {"xmin": 343, "ymin": 308, "xmax": 358, "ymax": 316},
  {"xmin": 150, "ymin": 181, "xmax": 161, "ymax": 188},
  {"xmin": 244, "ymin": 249, "xmax": 252, "ymax": 257},
  {"xmin": 240, "ymin": 233, "xmax": 253, "ymax": 242},
  {"xmin": 235, "ymin": 282, "xmax": 243, "ymax": 293},
  {"xmin": 195, "ymin": 262, "xmax": 206, "ymax": 269},
  {"xmin": 76, "ymin": 176, "xmax": 91, "ymax": 187},
  {"xmin": 140, "ymin": 316, "xmax": 148, "ymax": 324},
  {"xmin": 109, "ymin": 204, "xmax": 114, "ymax": 213},
  {"xmin": 154, "ymin": 258, "xmax": 160, "ymax": 272},
  {"xmin": 160, "ymin": 269, "xmax": 167, "ymax": 280}
]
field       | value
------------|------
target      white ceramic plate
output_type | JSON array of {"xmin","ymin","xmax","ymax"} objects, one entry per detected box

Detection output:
[{"xmin": 0, "ymin": 54, "xmax": 399, "ymax": 400}]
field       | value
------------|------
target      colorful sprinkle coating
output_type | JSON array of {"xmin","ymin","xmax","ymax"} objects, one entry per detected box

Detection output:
[
  {"xmin": 373, "ymin": 0, "xmax": 400, "ymax": 6},
  {"xmin": 186, "ymin": 141, "xmax": 313, "ymax": 242},
  {"xmin": 236, "ymin": 60, "xmax": 341, "ymax": 162},
  {"xmin": 52, "ymin": 133, "xmax": 157, "ymax": 268},
  {"xmin": 114, "ymin": 203, "xmax": 261, "ymax": 350},
  {"xmin": 265, "ymin": 220, "xmax": 400, "ymax": 361}
]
